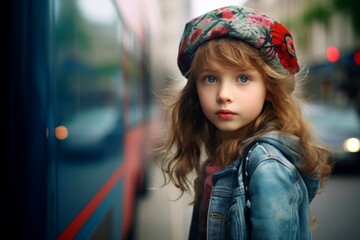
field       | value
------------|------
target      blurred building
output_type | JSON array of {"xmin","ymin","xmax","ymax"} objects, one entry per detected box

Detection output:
[
  {"xmin": 246, "ymin": 0, "xmax": 360, "ymax": 105},
  {"xmin": 150, "ymin": 0, "xmax": 191, "ymax": 90}
]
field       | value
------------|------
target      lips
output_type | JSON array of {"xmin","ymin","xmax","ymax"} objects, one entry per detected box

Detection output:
[{"xmin": 216, "ymin": 109, "xmax": 236, "ymax": 120}]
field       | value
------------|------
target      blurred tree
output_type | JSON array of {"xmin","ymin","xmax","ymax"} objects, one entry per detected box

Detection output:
[
  {"xmin": 333, "ymin": 0, "xmax": 360, "ymax": 36},
  {"xmin": 301, "ymin": 0, "xmax": 360, "ymax": 37},
  {"xmin": 302, "ymin": 5, "xmax": 332, "ymax": 29}
]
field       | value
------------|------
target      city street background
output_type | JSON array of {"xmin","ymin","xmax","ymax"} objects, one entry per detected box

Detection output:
[{"xmin": 135, "ymin": 163, "xmax": 360, "ymax": 240}]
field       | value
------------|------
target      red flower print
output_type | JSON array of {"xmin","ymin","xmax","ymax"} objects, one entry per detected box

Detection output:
[
  {"xmin": 270, "ymin": 22, "xmax": 299, "ymax": 73},
  {"xmin": 285, "ymin": 35, "xmax": 296, "ymax": 56},
  {"xmin": 179, "ymin": 37, "xmax": 188, "ymax": 55},
  {"xmin": 209, "ymin": 26, "xmax": 229, "ymax": 39},
  {"xmin": 222, "ymin": 11, "xmax": 233, "ymax": 19},
  {"xmin": 247, "ymin": 14, "xmax": 272, "ymax": 28},
  {"xmin": 201, "ymin": 19, "xmax": 211, "ymax": 26},
  {"xmin": 190, "ymin": 29, "xmax": 202, "ymax": 43}
]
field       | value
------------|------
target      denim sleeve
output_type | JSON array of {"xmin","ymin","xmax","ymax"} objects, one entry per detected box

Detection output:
[{"xmin": 249, "ymin": 159, "xmax": 302, "ymax": 240}]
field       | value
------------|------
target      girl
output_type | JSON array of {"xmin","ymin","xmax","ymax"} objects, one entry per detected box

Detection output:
[{"xmin": 157, "ymin": 5, "xmax": 334, "ymax": 240}]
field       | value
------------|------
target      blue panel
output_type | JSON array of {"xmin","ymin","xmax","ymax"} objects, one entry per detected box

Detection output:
[
  {"xmin": 57, "ymin": 156, "xmax": 124, "ymax": 233},
  {"xmin": 74, "ymin": 179, "xmax": 124, "ymax": 240}
]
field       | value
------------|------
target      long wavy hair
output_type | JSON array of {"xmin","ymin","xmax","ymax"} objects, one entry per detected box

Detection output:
[{"xmin": 156, "ymin": 39, "xmax": 334, "ymax": 204}]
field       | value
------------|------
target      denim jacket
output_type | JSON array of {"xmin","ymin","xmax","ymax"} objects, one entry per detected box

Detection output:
[{"xmin": 189, "ymin": 132, "xmax": 320, "ymax": 240}]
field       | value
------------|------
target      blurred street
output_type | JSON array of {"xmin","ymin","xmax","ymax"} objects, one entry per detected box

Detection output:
[
  {"xmin": 135, "ymin": 164, "xmax": 360, "ymax": 240},
  {"xmin": 6, "ymin": 0, "xmax": 359, "ymax": 238},
  {"xmin": 311, "ymin": 172, "xmax": 360, "ymax": 240}
]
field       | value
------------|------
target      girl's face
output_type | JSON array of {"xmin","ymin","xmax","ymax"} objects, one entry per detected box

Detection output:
[{"xmin": 196, "ymin": 60, "xmax": 267, "ymax": 140}]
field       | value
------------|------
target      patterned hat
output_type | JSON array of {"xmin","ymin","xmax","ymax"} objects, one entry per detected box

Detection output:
[{"xmin": 177, "ymin": 6, "xmax": 300, "ymax": 77}]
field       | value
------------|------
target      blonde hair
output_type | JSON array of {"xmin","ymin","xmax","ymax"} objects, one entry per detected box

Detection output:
[{"xmin": 156, "ymin": 39, "xmax": 334, "ymax": 202}]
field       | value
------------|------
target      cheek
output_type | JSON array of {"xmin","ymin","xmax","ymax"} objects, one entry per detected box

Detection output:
[
  {"xmin": 197, "ymin": 86, "xmax": 208, "ymax": 104},
  {"xmin": 197, "ymin": 92, "xmax": 210, "ymax": 111},
  {"xmin": 248, "ymin": 102, "xmax": 265, "ymax": 117},
  {"xmin": 197, "ymin": 89, "xmax": 214, "ymax": 117},
  {"xmin": 238, "ymin": 90, "xmax": 266, "ymax": 114}
]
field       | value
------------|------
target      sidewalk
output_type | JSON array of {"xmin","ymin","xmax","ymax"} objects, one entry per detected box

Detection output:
[{"xmin": 134, "ymin": 163, "xmax": 193, "ymax": 240}]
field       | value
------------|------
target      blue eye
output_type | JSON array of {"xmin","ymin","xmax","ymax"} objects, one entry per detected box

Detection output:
[
  {"xmin": 204, "ymin": 76, "xmax": 217, "ymax": 83},
  {"xmin": 238, "ymin": 76, "xmax": 250, "ymax": 83}
]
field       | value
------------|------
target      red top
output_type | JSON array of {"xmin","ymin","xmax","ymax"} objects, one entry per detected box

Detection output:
[{"xmin": 198, "ymin": 164, "xmax": 223, "ymax": 239}]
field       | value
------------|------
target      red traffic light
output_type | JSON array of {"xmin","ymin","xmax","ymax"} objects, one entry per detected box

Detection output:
[
  {"xmin": 354, "ymin": 51, "xmax": 360, "ymax": 65},
  {"xmin": 326, "ymin": 46, "xmax": 340, "ymax": 62}
]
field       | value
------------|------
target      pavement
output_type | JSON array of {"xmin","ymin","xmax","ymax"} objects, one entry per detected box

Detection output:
[{"xmin": 134, "ymin": 163, "xmax": 193, "ymax": 240}]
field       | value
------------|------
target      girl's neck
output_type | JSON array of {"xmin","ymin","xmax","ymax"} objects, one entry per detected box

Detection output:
[{"xmin": 220, "ymin": 129, "xmax": 248, "ymax": 141}]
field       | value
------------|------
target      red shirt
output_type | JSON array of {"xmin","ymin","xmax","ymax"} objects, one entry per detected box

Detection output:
[{"xmin": 198, "ymin": 164, "xmax": 223, "ymax": 239}]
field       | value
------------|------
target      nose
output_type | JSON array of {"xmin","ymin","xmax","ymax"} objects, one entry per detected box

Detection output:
[{"xmin": 217, "ymin": 82, "xmax": 233, "ymax": 103}]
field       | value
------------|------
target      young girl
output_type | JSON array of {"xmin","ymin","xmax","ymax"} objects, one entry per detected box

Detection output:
[{"xmin": 157, "ymin": 5, "xmax": 334, "ymax": 240}]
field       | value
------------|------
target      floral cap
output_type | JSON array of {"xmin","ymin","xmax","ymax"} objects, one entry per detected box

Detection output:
[{"xmin": 177, "ymin": 6, "xmax": 300, "ymax": 77}]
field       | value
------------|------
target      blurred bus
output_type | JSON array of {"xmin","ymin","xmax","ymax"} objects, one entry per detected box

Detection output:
[{"xmin": 5, "ymin": 0, "xmax": 161, "ymax": 239}]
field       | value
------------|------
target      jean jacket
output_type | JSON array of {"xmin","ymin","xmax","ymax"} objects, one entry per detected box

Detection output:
[{"xmin": 189, "ymin": 132, "xmax": 320, "ymax": 240}]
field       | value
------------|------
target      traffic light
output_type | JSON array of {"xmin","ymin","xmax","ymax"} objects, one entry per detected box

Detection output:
[
  {"xmin": 326, "ymin": 46, "xmax": 340, "ymax": 62},
  {"xmin": 353, "ymin": 51, "xmax": 360, "ymax": 66}
]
